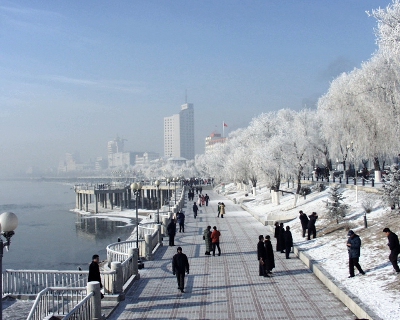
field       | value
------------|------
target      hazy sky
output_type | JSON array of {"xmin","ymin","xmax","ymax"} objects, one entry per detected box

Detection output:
[{"xmin": 0, "ymin": 0, "xmax": 385, "ymax": 175}]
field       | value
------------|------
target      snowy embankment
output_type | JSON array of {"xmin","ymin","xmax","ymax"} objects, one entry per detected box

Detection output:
[{"xmin": 220, "ymin": 182, "xmax": 400, "ymax": 320}]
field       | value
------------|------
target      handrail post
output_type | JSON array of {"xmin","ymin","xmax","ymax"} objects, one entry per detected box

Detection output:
[
  {"xmin": 87, "ymin": 281, "xmax": 101, "ymax": 320},
  {"xmin": 156, "ymin": 224, "xmax": 163, "ymax": 246},
  {"xmin": 128, "ymin": 248, "xmax": 135, "ymax": 278},
  {"xmin": 132, "ymin": 248, "xmax": 139, "ymax": 279},
  {"xmin": 111, "ymin": 262, "xmax": 123, "ymax": 294},
  {"xmin": 145, "ymin": 234, "xmax": 153, "ymax": 260}
]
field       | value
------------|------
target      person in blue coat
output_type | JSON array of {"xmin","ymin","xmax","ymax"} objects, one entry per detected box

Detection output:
[{"xmin": 347, "ymin": 230, "xmax": 365, "ymax": 278}]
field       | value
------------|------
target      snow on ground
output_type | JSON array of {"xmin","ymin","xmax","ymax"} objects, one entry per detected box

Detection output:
[{"xmin": 221, "ymin": 182, "xmax": 400, "ymax": 320}]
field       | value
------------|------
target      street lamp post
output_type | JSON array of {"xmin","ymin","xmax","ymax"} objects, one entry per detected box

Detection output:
[
  {"xmin": 166, "ymin": 178, "xmax": 171, "ymax": 212},
  {"xmin": 154, "ymin": 180, "xmax": 160, "ymax": 224},
  {"xmin": 0, "ymin": 212, "xmax": 18, "ymax": 320},
  {"xmin": 130, "ymin": 183, "xmax": 144, "ymax": 269}
]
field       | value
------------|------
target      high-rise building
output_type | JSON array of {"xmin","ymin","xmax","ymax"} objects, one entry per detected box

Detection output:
[{"xmin": 164, "ymin": 103, "xmax": 195, "ymax": 159}]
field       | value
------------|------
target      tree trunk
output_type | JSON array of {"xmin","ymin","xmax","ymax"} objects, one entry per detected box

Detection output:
[
  {"xmin": 296, "ymin": 171, "xmax": 302, "ymax": 194},
  {"xmin": 373, "ymin": 157, "xmax": 381, "ymax": 171}
]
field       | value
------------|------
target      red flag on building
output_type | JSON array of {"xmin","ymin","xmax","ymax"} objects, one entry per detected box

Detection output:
[{"xmin": 223, "ymin": 122, "xmax": 228, "ymax": 127}]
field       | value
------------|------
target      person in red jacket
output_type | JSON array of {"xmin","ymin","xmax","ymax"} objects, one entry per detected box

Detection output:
[{"xmin": 211, "ymin": 226, "xmax": 221, "ymax": 256}]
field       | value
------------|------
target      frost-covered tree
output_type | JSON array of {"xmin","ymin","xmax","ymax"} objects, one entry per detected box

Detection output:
[
  {"xmin": 325, "ymin": 184, "xmax": 349, "ymax": 224},
  {"xmin": 279, "ymin": 109, "xmax": 319, "ymax": 194},
  {"xmin": 381, "ymin": 164, "xmax": 400, "ymax": 209}
]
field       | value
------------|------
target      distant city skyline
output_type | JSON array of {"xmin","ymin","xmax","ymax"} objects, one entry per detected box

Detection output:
[{"xmin": 0, "ymin": 1, "xmax": 384, "ymax": 176}]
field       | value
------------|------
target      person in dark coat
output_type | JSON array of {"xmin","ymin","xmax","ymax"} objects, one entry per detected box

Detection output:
[
  {"xmin": 307, "ymin": 212, "xmax": 318, "ymax": 240},
  {"xmin": 193, "ymin": 202, "xmax": 198, "ymax": 218},
  {"xmin": 383, "ymin": 227, "xmax": 400, "ymax": 273},
  {"xmin": 279, "ymin": 223, "xmax": 286, "ymax": 253},
  {"xmin": 205, "ymin": 194, "xmax": 210, "ymax": 206},
  {"xmin": 203, "ymin": 226, "xmax": 212, "ymax": 255},
  {"xmin": 274, "ymin": 222, "xmax": 280, "ymax": 251},
  {"xmin": 172, "ymin": 246, "xmax": 189, "ymax": 293},
  {"xmin": 167, "ymin": 219, "xmax": 177, "ymax": 246},
  {"xmin": 347, "ymin": 230, "xmax": 365, "ymax": 278},
  {"xmin": 284, "ymin": 226, "xmax": 293, "ymax": 259},
  {"xmin": 257, "ymin": 235, "xmax": 269, "ymax": 277},
  {"xmin": 177, "ymin": 211, "xmax": 185, "ymax": 233},
  {"xmin": 299, "ymin": 210, "xmax": 309, "ymax": 237},
  {"xmin": 264, "ymin": 235, "xmax": 275, "ymax": 274},
  {"xmin": 88, "ymin": 254, "xmax": 103, "ymax": 289}
]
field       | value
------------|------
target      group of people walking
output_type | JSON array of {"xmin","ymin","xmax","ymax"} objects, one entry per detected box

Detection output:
[
  {"xmin": 346, "ymin": 227, "xmax": 400, "ymax": 278},
  {"xmin": 299, "ymin": 210, "xmax": 318, "ymax": 240},
  {"xmin": 274, "ymin": 222, "xmax": 293, "ymax": 259},
  {"xmin": 217, "ymin": 202, "xmax": 225, "ymax": 218},
  {"xmin": 203, "ymin": 225, "xmax": 222, "ymax": 256},
  {"xmin": 187, "ymin": 187, "xmax": 203, "ymax": 201},
  {"xmin": 257, "ymin": 235, "xmax": 275, "ymax": 277}
]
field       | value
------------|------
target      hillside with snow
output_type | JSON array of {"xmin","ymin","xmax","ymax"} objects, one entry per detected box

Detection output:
[{"xmin": 219, "ymin": 182, "xmax": 400, "ymax": 320}]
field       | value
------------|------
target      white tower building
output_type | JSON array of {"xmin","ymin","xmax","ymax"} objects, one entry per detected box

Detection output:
[{"xmin": 164, "ymin": 103, "xmax": 195, "ymax": 160}]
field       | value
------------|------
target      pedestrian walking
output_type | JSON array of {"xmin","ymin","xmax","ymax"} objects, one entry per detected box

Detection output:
[
  {"xmin": 211, "ymin": 226, "xmax": 221, "ymax": 256},
  {"xmin": 284, "ymin": 226, "xmax": 293, "ymax": 259},
  {"xmin": 347, "ymin": 230, "xmax": 365, "ymax": 278},
  {"xmin": 257, "ymin": 235, "xmax": 269, "ymax": 277},
  {"xmin": 383, "ymin": 227, "xmax": 400, "ymax": 273},
  {"xmin": 193, "ymin": 202, "xmax": 198, "ymax": 218},
  {"xmin": 167, "ymin": 219, "xmax": 177, "ymax": 246},
  {"xmin": 274, "ymin": 222, "xmax": 280, "ymax": 251},
  {"xmin": 307, "ymin": 212, "xmax": 318, "ymax": 240},
  {"xmin": 220, "ymin": 202, "xmax": 226, "ymax": 218},
  {"xmin": 88, "ymin": 254, "xmax": 104, "ymax": 298},
  {"xmin": 264, "ymin": 235, "xmax": 275, "ymax": 274},
  {"xmin": 205, "ymin": 194, "xmax": 210, "ymax": 206},
  {"xmin": 203, "ymin": 226, "xmax": 212, "ymax": 255},
  {"xmin": 172, "ymin": 246, "xmax": 189, "ymax": 293},
  {"xmin": 217, "ymin": 202, "xmax": 221, "ymax": 217},
  {"xmin": 299, "ymin": 210, "xmax": 309, "ymax": 237},
  {"xmin": 278, "ymin": 223, "xmax": 285, "ymax": 253},
  {"xmin": 88, "ymin": 254, "xmax": 103, "ymax": 288},
  {"xmin": 178, "ymin": 211, "xmax": 185, "ymax": 233}
]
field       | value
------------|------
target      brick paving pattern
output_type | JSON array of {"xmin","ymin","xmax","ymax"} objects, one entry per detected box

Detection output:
[{"xmin": 108, "ymin": 190, "xmax": 355, "ymax": 320}]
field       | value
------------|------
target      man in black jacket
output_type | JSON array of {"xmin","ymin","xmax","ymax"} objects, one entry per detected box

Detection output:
[
  {"xmin": 172, "ymin": 247, "xmax": 189, "ymax": 292},
  {"xmin": 88, "ymin": 254, "xmax": 103, "ymax": 289},
  {"xmin": 167, "ymin": 219, "xmax": 177, "ymax": 246},
  {"xmin": 383, "ymin": 228, "xmax": 400, "ymax": 273},
  {"xmin": 193, "ymin": 202, "xmax": 199, "ymax": 218},
  {"xmin": 284, "ymin": 226, "xmax": 293, "ymax": 259},
  {"xmin": 257, "ymin": 235, "xmax": 269, "ymax": 277},
  {"xmin": 347, "ymin": 230, "xmax": 365, "ymax": 278},
  {"xmin": 299, "ymin": 210, "xmax": 309, "ymax": 237},
  {"xmin": 307, "ymin": 212, "xmax": 318, "ymax": 240}
]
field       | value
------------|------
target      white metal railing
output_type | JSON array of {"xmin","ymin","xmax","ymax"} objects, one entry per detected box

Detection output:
[
  {"xmin": 63, "ymin": 291, "xmax": 94, "ymax": 320},
  {"xmin": 138, "ymin": 222, "xmax": 158, "ymax": 238},
  {"xmin": 121, "ymin": 255, "xmax": 135, "ymax": 284},
  {"xmin": 106, "ymin": 240, "xmax": 145, "ymax": 263},
  {"xmin": 26, "ymin": 287, "xmax": 88, "ymax": 320},
  {"xmin": 2, "ymin": 269, "xmax": 117, "ymax": 296}
]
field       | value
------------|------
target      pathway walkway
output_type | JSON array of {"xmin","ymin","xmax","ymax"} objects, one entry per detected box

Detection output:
[{"xmin": 108, "ymin": 190, "xmax": 355, "ymax": 320}]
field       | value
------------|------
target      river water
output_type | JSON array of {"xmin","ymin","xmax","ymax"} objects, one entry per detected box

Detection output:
[{"xmin": 0, "ymin": 180, "xmax": 135, "ymax": 271}]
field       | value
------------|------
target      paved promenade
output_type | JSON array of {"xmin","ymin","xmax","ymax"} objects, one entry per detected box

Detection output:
[{"xmin": 108, "ymin": 190, "xmax": 355, "ymax": 320}]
